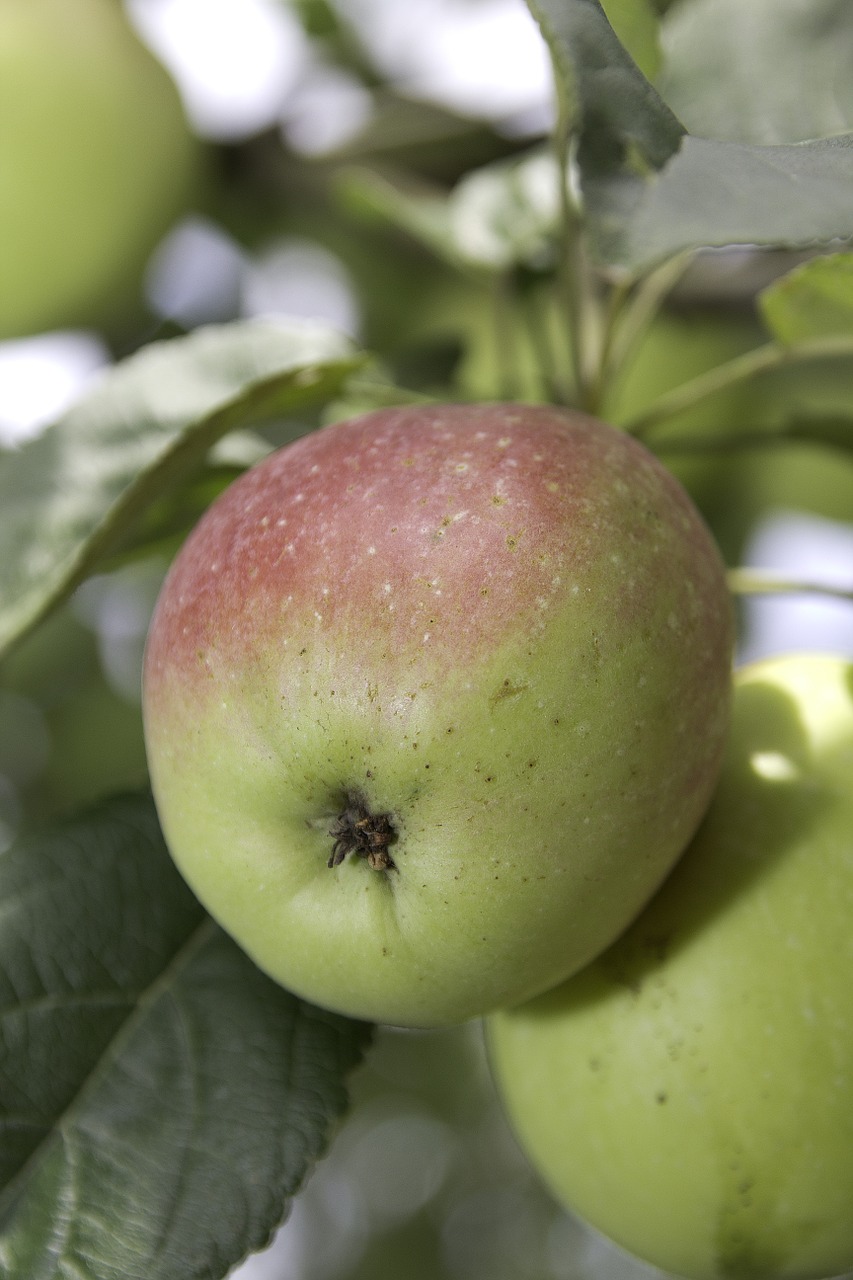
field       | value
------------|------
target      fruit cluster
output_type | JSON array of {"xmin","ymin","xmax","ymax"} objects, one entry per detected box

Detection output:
[{"xmin": 143, "ymin": 404, "xmax": 853, "ymax": 1280}]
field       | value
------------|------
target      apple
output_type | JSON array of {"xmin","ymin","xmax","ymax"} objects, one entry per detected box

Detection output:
[
  {"xmin": 488, "ymin": 653, "xmax": 853, "ymax": 1280},
  {"xmin": 142, "ymin": 402, "xmax": 733, "ymax": 1027},
  {"xmin": 0, "ymin": 0, "xmax": 200, "ymax": 339}
]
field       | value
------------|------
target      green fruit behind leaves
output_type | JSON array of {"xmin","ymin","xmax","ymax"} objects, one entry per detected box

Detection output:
[
  {"xmin": 0, "ymin": 0, "xmax": 201, "ymax": 338},
  {"xmin": 489, "ymin": 653, "xmax": 853, "ymax": 1280}
]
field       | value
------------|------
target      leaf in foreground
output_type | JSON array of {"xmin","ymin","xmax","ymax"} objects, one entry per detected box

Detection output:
[
  {"xmin": 0, "ymin": 318, "xmax": 364, "ymax": 662},
  {"xmin": 659, "ymin": 0, "xmax": 853, "ymax": 146},
  {"xmin": 590, "ymin": 134, "xmax": 853, "ymax": 271},
  {"xmin": 526, "ymin": 0, "xmax": 683, "ymax": 176},
  {"xmin": 0, "ymin": 793, "xmax": 371, "ymax": 1280}
]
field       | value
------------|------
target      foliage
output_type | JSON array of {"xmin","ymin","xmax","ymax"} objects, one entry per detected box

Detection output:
[{"xmin": 2, "ymin": 1, "xmax": 853, "ymax": 1276}]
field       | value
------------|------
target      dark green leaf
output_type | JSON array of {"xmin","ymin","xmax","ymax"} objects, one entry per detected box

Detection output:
[
  {"xmin": 525, "ymin": 0, "xmax": 683, "ymax": 175},
  {"xmin": 0, "ymin": 793, "xmax": 371, "ymax": 1280},
  {"xmin": 760, "ymin": 253, "xmax": 853, "ymax": 345},
  {"xmin": 0, "ymin": 320, "xmax": 364, "ymax": 661},
  {"xmin": 592, "ymin": 133, "xmax": 853, "ymax": 270}
]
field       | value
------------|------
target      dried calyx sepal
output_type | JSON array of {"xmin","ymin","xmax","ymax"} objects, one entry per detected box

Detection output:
[{"xmin": 328, "ymin": 793, "xmax": 397, "ymax": 871}]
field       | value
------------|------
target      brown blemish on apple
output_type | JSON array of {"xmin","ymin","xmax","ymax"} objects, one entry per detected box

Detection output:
[{"xmin": 489, "ymin": 678, "xmax": 530, "ymax": 709}]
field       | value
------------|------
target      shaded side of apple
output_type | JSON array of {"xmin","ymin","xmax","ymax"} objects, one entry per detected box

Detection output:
[
  {"xmin": 0, "ymin": 0, "xmax": 200, "ymax": 338},
  {"xmin": 488, "ymin": 653, "xmax": 853, "ymax": 1280},
  {"xmin": 143, "ymin": 402, "xmax": 733, "ymax": 1027}
]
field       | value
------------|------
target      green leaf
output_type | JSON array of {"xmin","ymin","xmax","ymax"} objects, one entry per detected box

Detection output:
[
  {"xmin": 102, "ymin": 432, "xmax": 275, "ymax": 570},
  {"xmin": 760, "ymin": 253, "xmax": 853, "ymax": 346},
  {"xmin": 0, "ymin": 319, "xmax": 364, "ymax": 662},
  {"xmin": 0, "ymin": 793, "xmax": 371, "ymax": 1280},
  {"xmin": 593, "ymin": 133, "xmax": 853, "ymax": 271},
  {"xmin": 660, "ymin": 0, "xmax": 853, "ymax": 145},
  {"xmin": 601, "ymin": 0, "xmax": 662, "ymax": 82},
  {"xmin": 525, "ymin": 0, "xmax": 683, "ymax": 174}
]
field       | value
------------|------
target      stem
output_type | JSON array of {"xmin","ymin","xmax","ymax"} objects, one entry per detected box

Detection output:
[
  {"xmin": 728, "ymin": 567, "xmax": 853, "ymax": 604},
  {"xmin": 492, "ymin": 273, "xmax": 523, "ymax": 401},
  {"xmin": 623, "ymin": 336, "xmax": 853, "ymax": 440},
  {"xmin": 598, "ymin": 253, "xmax": 692, "ymax": 415},
  {"xmin": 524, "ymin": 284, "xmax": 571, "ymax": 405},
  {"xmin": 552, "ymin": 111, "xmax": 604, "ymax": 413}
]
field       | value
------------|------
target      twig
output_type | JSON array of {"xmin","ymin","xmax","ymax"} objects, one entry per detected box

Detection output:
[{"xmin": 728, "ymin": 567, "xmax": 853, "ymax": 604}]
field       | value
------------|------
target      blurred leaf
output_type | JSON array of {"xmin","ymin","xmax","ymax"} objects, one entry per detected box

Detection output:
[
  {"xmin": 0, "ymin": 320, "xmax": 363, "ymax": 661},
  {"xmin": 660, "ymin": 0, "xmax": 853, "ymax": 145},
  {"xmin": 105, "ymin": 431, "xmax": 274, "ymax": 569},
  {"xmin": 594, "ymin": 133, "xmax": 853, "ymax": 270},
  {"xmin": 785, "ymin": 414, "xmax": 853, "ymax": 451},
  {"xmin": 448, "ymin": 150, "xmax": 560, "ymax": 271},
  {"xmin": 337, "ymin": 167, "xmax": 466, "ymax": 268},
  {"xmin": 651, "ymin": 412, "xmax": 853, "ymax": 458},
  {"xmin": 0, "ymin": 792, "xmax": 371, "ymax": 1280},
  {"xmin": 760, "ymin": 253, "xmax": 853, "ymax": 345},
  {"xmin": 330, "ymin": 91, "xmax": 530, "ymax": 183},
  {"xmin": 525, "ymin": 0, "xmax": 683, "ymax": 174},
  {"xmin": 323, "ymin": 365, "xmax": 436, "ymax": 425},
  {"xmin": 601, "ymin": 0, "xmax": 662, "ymax": 81},
  {"xmin": 342, "ymin": 148, "xmax": 561, "ymax": 276}
]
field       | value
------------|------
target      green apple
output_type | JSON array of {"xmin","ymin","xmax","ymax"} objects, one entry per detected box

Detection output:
[
  {"xmin": 142, "ymin": 402, "xmax": 733, "ymax": 1027},
  {"xmin": 488, "ymin": 652, "xmax": 853, "ymax": 1280},
  {"xmin": 0, "ymin": 0, "xmax": 199, "ymax": 338}
]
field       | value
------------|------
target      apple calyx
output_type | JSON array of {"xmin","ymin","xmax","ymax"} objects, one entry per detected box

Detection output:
[{"xmin": 327, "ymin": 793, "xmax": 397, "ymax": 872}]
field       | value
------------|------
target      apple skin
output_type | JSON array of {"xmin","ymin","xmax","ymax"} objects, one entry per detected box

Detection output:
[
  {"xmin": 142, "ymin": 402, "xmax": 733, "ymax": 1027},
  {"xmin": 0, "ymin": 0, "xmax": 199, "ymax": 338},
  {"xmin": 488, "ymin": 653, "xmax": 853, "ymax": 1280}
]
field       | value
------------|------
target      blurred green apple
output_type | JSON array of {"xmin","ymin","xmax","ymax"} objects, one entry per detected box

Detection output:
[
  {"xmin": 0, "ymin": 0, "xmax": 200, "ymax": 338},
  {"xmin": 488, "ymin": 652, "xmax": 853, "ymax": 1280},
  {"xmin": 143, "ymin": 402, "xmax": 732, "ymax": 1027}
]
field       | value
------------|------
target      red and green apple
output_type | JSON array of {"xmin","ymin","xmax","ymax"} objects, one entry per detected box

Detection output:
[{"xmin": 143, "ymin": 402, "xmax": 732, "ymax": 1027}]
